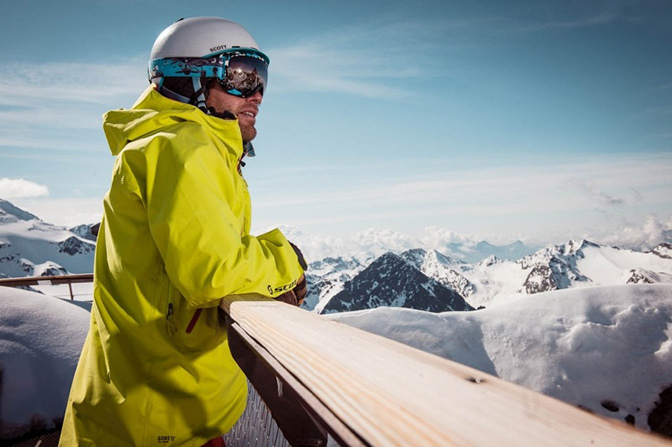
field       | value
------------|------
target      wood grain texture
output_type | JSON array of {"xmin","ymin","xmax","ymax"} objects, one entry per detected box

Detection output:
[{"xmin": 221, "ymin": 295, "xmax": 672, "ymax": 447}]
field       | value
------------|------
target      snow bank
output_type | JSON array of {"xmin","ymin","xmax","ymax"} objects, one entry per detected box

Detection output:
[
  {"xmin": 0, "ymin": 287, "xmax": 89, "ymax": 439},
  {"xmin": 328, "ymin": 284, "xmax": 672, "ymax": 431}
]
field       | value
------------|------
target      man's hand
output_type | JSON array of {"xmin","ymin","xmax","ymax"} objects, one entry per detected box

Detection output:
[
  {"xmin": 293, "ymin": 275, "xmax": 307, "ymax": 305},
  {"xmin": 274, "ymin": 241, "xmax": 308, "ymax": 306},
  {"xmin": 274, "ymin": 275, "xmax": 307, "ymax": 307}
]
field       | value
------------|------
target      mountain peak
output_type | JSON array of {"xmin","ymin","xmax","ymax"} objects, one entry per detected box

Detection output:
[
  {"xmin": 0, "ymin": 199, "xmax": 40, "ymax": 224},
  {"xmin": 479, "ymin": 255, "xmax": 500, "ymax": 267},
  {"xmin": 320, "ymin": 251, "xmax": 473, "ymax": 314},
  {"xmin": 565, "ymin": 239, "xmax": 599, "ymax": 255},
  {"xmin": 651, "ymin": 243, "xmax": 672, "ymax": 260}
]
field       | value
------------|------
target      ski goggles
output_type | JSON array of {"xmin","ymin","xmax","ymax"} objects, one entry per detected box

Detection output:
[{"xmin": 149, "ymin": 50, "xmax": 269, "ymax": 97}]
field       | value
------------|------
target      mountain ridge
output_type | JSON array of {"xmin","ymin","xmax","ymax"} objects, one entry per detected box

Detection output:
[
  {"xmin": 306, "ymin": 239, "xmax": 672, "ymax": 311},
  {"xmin": 2, "ymin": 199, "xmax": 671, "ymax": 314}
]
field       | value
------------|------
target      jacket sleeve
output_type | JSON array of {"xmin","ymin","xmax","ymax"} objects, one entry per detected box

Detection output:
[{"xmin": 122, "ymin": 125, "xmax": 303, "ymax": 308}]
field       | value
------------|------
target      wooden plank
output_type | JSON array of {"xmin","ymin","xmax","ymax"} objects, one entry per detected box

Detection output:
[
  {"xmin": 227, "ymin": 320, "xmax": 368, "ymax": 447},
  {"xmin": 221, "ymin": 295, "xmax": 672, "ymax": 447}
]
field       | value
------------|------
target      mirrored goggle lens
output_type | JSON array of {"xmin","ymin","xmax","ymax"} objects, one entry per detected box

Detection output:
[{"xmin": 221, "ymin": 55, "xmax": 268, "ymax": 97}]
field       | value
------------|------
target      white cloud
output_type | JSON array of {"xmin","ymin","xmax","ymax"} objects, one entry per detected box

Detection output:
[
  {"xmin": 598, "ymin": 214, "xmax": 672, "ymax": 250},
  {"xmin": 0, "ymin": 178, "xmax": 49, "ymax": 199},
  {"xmin": 276, "ymin": 224, "xmax": 484, "ymax": 262}
]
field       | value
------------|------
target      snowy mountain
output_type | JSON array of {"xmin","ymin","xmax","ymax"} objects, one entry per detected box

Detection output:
[
  {"xmin": 652, "ymin": 243, "xmax": 672, "ymax": 259},
  {"xmin": 306, "ymin": 240, "xmax": 672, "ymax": 311},
  {"xmin": 319, "ymin": 252, "xmax": 474, "ymax": 314},
  {"xmin": 0, "ymin": 199, "xmax": 95, "ymax": 278},
  {"xmin": 68, "ymin": 222, "xmax": 99, "ymax": 242},
  {"xmin": 516, "ymin": 239, "xmax": 672, "ymax": 294},
  {"xmin": 303, "ymin": 256, "xmax": 365, "ymax": 313},
  {"xmin": 400, "ymin": 248, "xmax": 477, "ymax": 300}
]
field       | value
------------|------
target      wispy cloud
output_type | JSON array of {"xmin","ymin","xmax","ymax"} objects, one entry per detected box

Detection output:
[
  {"xmin": 0, "ymin": 178, "xmax": 49, "ymax": 199},
  {"xmin": 494, "ymin": 0, "xmax": 660, "ymax": 34},
  {"xmin": 569, "ymin": 179, "xmax": 626, "ymax": 207},
  {"xmin": 258, "ymin": 152, "xmax": 672, "ymax": 211},
  {"xmin": 0, "ymin": 58, "xmax": 147, "ymax": 150},
  {"xmin": 514, "ymin": 11, "xmax": 618, "ymax": 31},
  {"xmin": 267, "ymin": 18, "xmax": 459, "ymax": 99},
  {"xmin": 251, "ymin": 151, "xmax": 672, "ymax": 244},
  {"xmin": 0, "ymin": 59, "xmax": 147, "ymax": 135}
]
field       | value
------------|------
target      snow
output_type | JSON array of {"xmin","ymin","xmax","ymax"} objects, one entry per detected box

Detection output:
[
  {"xmin": 2, "ymin": 282, "xmax": 671, "ymax": 439},
  {"xmin": 577, "ymin": 244, "xmax": 671, "ymax": 285},
  {"xmin": 0, "ymin": 287, "xmax": 90, "ymax": 439},
  {"xmin": 328, "ymin": 284, "xmax": 672, "ymax": 432}
]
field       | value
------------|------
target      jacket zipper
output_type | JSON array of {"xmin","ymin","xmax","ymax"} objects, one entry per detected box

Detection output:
[
  {"xmin": 186, "ymin": 309, "xmax": 203, "ymax": 334},
  {"xmin": 166, "ymin": 284, "xmax": 177, "ymax": 336},
  {"xmin": 165, "ymin": 282, "xmax": 203, "ymax": 335}
]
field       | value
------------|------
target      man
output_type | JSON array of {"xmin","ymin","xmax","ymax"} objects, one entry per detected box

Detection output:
[{"xmin": 60, "ymin": 17, "xmax": 307, "ymax": 446}]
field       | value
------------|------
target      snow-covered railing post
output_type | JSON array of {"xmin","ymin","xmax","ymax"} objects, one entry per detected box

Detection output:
[{"xmin": 220, "ymin": 294, "xmax": 672, "ymax": 447}]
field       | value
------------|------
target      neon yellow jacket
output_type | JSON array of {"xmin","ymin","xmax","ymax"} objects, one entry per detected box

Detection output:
[{"xmin": 60, "ymin": 86, "xmax": 304, "ymax": 446}]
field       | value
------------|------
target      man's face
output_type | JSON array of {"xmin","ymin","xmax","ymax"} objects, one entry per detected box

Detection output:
[{"xmin": 206, "ymin": 82, "xmax": 263, "ymax": 143}]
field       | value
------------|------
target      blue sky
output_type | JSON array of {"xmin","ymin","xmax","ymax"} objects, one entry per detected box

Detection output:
[{"xmin": 1, "ymin": 0, "xmax": 671, "ymax": 248}]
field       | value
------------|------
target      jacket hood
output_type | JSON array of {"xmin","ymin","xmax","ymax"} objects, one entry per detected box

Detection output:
[{"xmin": 103, "ymin": 85, "xmax": 244, "ymax": 157}]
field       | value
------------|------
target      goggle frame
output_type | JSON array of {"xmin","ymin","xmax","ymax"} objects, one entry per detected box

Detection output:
[{"xmin": 149, "ymin": 49, "xmax": 269, "ymax": 98}]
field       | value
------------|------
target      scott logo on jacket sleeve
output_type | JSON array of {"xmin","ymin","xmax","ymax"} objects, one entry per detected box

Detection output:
[{"xmin": 269, "ymin": 279, "xmax": 298, "ymax": 295}]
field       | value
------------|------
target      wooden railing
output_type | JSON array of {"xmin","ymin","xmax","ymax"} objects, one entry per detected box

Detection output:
[
  {"xmin": 0, "ymin": 273, "xmax": 93, "ymax": 300},
  {"xmin": 221, "ymin": 294, "xmax": 672, "ymax": 447}
]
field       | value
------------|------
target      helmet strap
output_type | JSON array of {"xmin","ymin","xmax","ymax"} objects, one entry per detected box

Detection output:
[
  {"xmin": 190, "ymin": 76, "xmax": 208, "ymax": 112},
  {"xmin": 157, "ymin": 81, "xmax": 192, "ymax": 104}
]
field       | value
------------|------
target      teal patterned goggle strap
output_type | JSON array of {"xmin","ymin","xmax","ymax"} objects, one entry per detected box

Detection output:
[{"xmin": 149, "ymin": 50, "xmax": 268, "ymax": 97}]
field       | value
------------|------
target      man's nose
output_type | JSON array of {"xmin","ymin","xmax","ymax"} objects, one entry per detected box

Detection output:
[{"xmin": 246, "ymin": 90, "xmax": 263, "ymax": 105}]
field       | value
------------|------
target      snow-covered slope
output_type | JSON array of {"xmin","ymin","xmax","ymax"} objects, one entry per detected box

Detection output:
[
  {"xmin": 328, "ymin": 284, "xmax": 672, "ymax": 435},
  {"xmin": 0, "ymin": 199, "xmax": 95, "ymax": 278},
  {"xmin": 0, "ymin": 287, "xmax": 90, "ymax": 439}
]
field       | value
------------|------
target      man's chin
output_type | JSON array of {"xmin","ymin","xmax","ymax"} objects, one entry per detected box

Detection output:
[{"xmin": 241, "ymin": 126, "xmax": 257, "ymax": 144}]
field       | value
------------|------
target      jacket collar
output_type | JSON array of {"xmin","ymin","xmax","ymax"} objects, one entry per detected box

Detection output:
[{"xmin": 103, "ymin": 85, "xmax": 245, "ymax": 159}]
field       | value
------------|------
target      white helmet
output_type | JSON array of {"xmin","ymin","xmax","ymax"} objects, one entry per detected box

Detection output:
[
  {"xmin": 149, "ymin": 17, "xmax": 266, "ymax": 62},
  {"xmin": 148, "ymin": 17, "xmax": 269, "ymax": 109}
]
